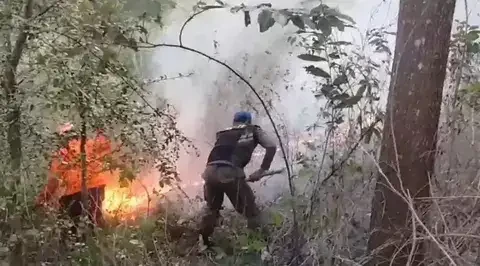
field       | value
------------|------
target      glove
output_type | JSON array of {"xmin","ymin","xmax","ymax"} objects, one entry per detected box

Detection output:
[{"xmin": 247, "ymin": 168, "xmax": 266, "ymax": 182}]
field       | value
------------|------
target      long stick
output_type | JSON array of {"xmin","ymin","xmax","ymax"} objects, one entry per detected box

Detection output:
[{"xmin": 246, "ymin": 168, "xmax": 285, "ymax": 182}]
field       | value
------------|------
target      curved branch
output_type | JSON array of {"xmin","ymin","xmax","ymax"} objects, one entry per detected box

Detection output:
[
  {"xmin": 43, "ymin": 7, "xmax": 298, "ymax": 238},
  {"xmin": 179, "ymin": 7, "xmax": 223, "ymax": 46},
  {"xmin": 139, "ymin": 42, "xmax": 297, "ymax": 221}
]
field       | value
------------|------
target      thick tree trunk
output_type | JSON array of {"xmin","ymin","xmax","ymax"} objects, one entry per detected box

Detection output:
[{"xmin": 367, "ymin": 0, "xmax": 456, "ymax": 265}]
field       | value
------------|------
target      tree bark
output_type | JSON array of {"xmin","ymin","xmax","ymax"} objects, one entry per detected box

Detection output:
[
  {"xmin": 79, "ymin": 96, "xmax": 89, "ymax": 228},
  {"xmin": 367, "ymin": 0, "xmax": 456, "ymax": 265},
  {"xmin": 3, "ymin": 0, "xmax": 33, "ymax": 187},
  {"xmin": 2, "ymin": 1, "xmax": 34, "ymax": 265}
]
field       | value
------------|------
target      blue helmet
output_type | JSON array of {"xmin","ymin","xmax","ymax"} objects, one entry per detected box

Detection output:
[{"xmin": 233, "ymin": 111, "xmax": 252, "ymax": 124}]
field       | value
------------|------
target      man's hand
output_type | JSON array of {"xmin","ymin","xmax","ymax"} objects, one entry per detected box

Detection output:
[{"xmin": 247, "ymin": 168, "xmax": 266, "ymax": 182}]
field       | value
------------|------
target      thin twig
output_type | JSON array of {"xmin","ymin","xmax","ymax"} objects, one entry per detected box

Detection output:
[
  {"xmin": 407, "ymin": 190, "xmax": 417, "ymax": 265},
  {"xmin": 319, "ymin": 117, "xmax": 382, "ymax": 187},
  {"xmin": 31, "ymin": 0, "xmax": 62, "ymax": 20}
]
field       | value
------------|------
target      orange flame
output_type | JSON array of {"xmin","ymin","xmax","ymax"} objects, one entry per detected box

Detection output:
[{"xmin": 101, "ymin": 169, "xmax": 173, "ymax": 221}]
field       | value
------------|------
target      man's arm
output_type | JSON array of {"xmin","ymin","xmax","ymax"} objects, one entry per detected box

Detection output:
[{"xmin": 254, "ymin": 126, "xmax": 277, "ymax": 170}]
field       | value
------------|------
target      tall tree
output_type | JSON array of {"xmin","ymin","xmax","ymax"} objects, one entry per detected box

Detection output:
[
  {"xmin": 367, "ymin": 0, "xmax": 456, "ymax": 265},
  {"xmin": 1, "ymin": 1, "xmax": 33, "ymax": 264},
  {"xmin": 2, "ymin": 0, "xmax": 33, "ymax": 195}
]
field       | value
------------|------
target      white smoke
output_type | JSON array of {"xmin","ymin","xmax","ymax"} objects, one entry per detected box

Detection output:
[
  {"xmin": 142, "ymin": 0, "xmax": 479, "ymax": 205},
  {"xmin": 144, "ymin": 0, "xmax": 373, "ymax": 204}
]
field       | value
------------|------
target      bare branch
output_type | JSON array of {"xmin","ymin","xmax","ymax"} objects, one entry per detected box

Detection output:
[{"xmin": 179, "ymin": 6, "xmax": 223, "ymax": 46}]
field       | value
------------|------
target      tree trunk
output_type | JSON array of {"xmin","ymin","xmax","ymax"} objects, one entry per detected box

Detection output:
[
  {"xmin": 2, "ymin": 1, "xmax": 33, "ymax": 265},
  {"xmin": 367, "ymin": 0, "xmax": 456, "ymax": 265},
  {"xmin": 79, "ymin": 99, "xmax": 89, "ymax": 223},
  {"xmin": 3, "ymin": 0, "xmax": 33, "ymax": 192}
]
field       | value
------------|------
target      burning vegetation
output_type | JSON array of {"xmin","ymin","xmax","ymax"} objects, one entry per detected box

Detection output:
[
  {"xmin": 36, "ymin": 126, "xmax": 201, "ymax": 223},
  {"xmin": 101, "ymin": 168, "xmax": 175, "ymax": 221}
]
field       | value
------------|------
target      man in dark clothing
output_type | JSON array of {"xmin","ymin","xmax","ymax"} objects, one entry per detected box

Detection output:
[{"xmin": 199, "ymin": 111, "xmax": 277, "ymax": 245}]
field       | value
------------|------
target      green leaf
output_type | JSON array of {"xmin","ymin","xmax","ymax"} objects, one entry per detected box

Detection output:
[
  {"xmin": 331, "ymin": 92, "xmax": 349, "ymax": 101},
  {"xmin": 313, "ymin": 34, "xmax": 327, "ymax": 47},
  {"xmin": 310, "ymin": 4, "xmax": 326, "ymax": 15},
  {"xmin": 320, "ymin": 84, "xmax": 335, "ymax": 96},
  {"xmin": 244, "ymin": 10, "xmax": 251, "ymax": 26},
  {"xmin": 297, "ymin": 54, "xmax": 326, "ymax": 62},
  {"xmin": 327, "ymin": 15, "xmax": 345, "ymax": 31},
  {"xmin": 334, "ymin": 95, "xmax": 362, "ymax": 109},
  {"xmin": 323, "ymin": 7, "xmax": 355, "ymax": 24},
  {"xmin": 328, "ymin": 52, "xmax": 340, "ymax": 59},
  {"xmin": 467, "ymin": 42, "xmax": 480, "ymax": 54},
  {"xmin": 301, "ymin": 15, "xmax": 316, "ymax": 29},
  {"xmin": 316, "ymin": 17, "xmax": 332, "ymax": 36},
  {"xmin": 120, "ymin": 167, "xmax": 136, "ymax": 182},
  {"xmin": 257, "ymin": 9, "xmax": 276, "ymax": 32},
  {"xmin": 466, "ymin": 30, "xmax": 480, "ymax": 41},
  {"xmin": 272, "ymin": 10, "xmax": 290, "ymax": 26},
  {"xmin": 248, "ymin": 239, "xmax": 266, "ymax": 252},
  {"xmin": 290, "ymin": 15, "xmax": 305, "ymax": 30},
  {"xmin": 332, "ymin": 74, "xmax": 348, "ymax": 86},
  {"xmin": 305, "ymin": 65, "xmax": 330, "ymax": 78},
  {"xmin": 271, "ymin": 212, "xmax": 283, "ymax": 227},
  {"xmin": 356, "ymin": 84, "xmax": 368, "ymax": 96},
  {"xmin": 336, "ymin": 13, "xmax": 356, "ymax": 24}
]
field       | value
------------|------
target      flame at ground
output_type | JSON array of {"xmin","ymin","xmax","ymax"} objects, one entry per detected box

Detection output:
[{"xmin": 101, "ymin": 169, "xmax": 174, "ymax": 221}]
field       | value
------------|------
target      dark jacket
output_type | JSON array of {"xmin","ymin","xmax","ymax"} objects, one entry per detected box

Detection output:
[{"xmin": 206, "ymin": 123, "xmax": 276, "ymax": 170}]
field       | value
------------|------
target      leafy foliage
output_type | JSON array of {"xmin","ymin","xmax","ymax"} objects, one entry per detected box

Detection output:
[
  {"xmin": 0, "ymin": 0, "xmax": 194, "ymax": 263},
  {"xmin": 3, "ymin": 0, "xmax": 191, "ymax": 189},
  {"xmin": 0, "ymin": 0, "xmax": 426, "ymax": 265},
  {"xmin": 451, "ymin": 21, "xmax": 480, "ymax": 110},
  {"xmin": 191, "ymin": 1, "xmax": 386, "ymax": 141}
]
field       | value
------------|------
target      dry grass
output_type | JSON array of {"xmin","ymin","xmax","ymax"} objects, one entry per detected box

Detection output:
[{"xmin": 3, "ymin": 107, "xmax": 480, "ymax": 266}]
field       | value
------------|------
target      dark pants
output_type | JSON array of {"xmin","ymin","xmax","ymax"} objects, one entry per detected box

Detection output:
[
  {"xmin": 199, "ymin": 165, "xmax": 261, "ymax": 240},
  {"xmin": 58, "ymin": 185, "xmax": 105, "ymax": 239}
]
